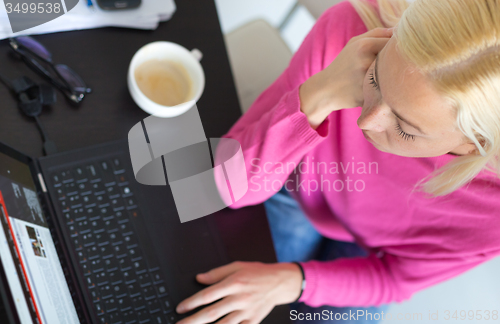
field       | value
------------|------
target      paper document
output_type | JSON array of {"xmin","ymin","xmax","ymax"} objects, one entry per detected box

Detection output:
[{"xmin": 0, "ymin": 0, "xmax": 176, "ymax": 39}]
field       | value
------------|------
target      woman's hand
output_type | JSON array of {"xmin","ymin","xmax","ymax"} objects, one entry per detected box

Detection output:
[
  {"xmin": 175, "ymin": 261, "xmax": 303, "ymax": 324},
  {"xmin": 299, "ymin": 27, "xmax": 394, "ymax": 129}
]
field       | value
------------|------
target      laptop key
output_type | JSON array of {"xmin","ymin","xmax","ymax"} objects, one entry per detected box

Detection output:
[
  {"xmin": 127, "ymin": 246, "xmax": 138, "ymax": 259},
  {"xmin": 166, "ymin": 314, "xmax": 176, "ymax": 324},
  {"xmin": 128, "ymin": 282, "xmax": 141, "ymax": 298},
  {"xmin": 74, "ymin": 167, "xmax": 88, "ymax": 183},
  {"xmin": 95, "ymin": 273, "xmax": 108, "ymax": 287},
  {"xmin": 61, "ymin": 170, "xmax": 74, "ymax": 183},
  {"xmin": 108, "ymin": 311, "xmax": 122, "ymax": 324},
  {"xmin": 125, "ymin": 197, "xmax": 137, "ymax": 209},
  {"xmin": 99, "ymin": 161, "xmax": 117, "ymax": 185},
  {"xmin": 160, "ymin": 296, "xmax": 173, "ymax": 312},
  {"xmin": 113, "ymin": 244, "xmax": 127, "ymax": 257},
  {"xmin": 119, "ymin": 221, "xmax": 133, "ymax": 235},
  {"xmin": 82, "ymin": 262, "xmax": 91, "ymax": 276},
  {"xmin": 138, "ymin": 273, "xmax": 151, "ymax": 287},
  {"xmin": 107, "ymin": 269, "xmax": 119, "ymax": 283},
  {"xmin": 123, "ymin": 271, "xmax": 133, "ymax": 283},
  {"xmin": 151, "ymin": 314, "xmax": 168, "ymax": 324},
  {"xmin": 111, "ymin": 197, "xmax": 125, "ymax": 209},
  {"xmin": 137, "ymin": 310, "xmax": 150, "ymax": 323},
  {"xmin": 82, "ymin": 231, "xmax": 93, "ymax": 243},
  {"xmin": 118, "ymin": 297, "xmax": 133, "ymax": 311},
  {"xmin": 133, "ymin": 259, "xmax": 147, "ymax": 273},
  {"xmin": 52, "ymin": 174, "xmax": 61, "ymax": 185},
  {"xmin": 105, "ymin": 297, "xmax": 119, "ymax": 313},
  {"xmin": 100, "ymin": 244, "xmax": 113, "ymax": 259},
  {"xmin": 112, "ymin": 157, "xmax": 125, "ymax": 173},
  {"xmin": 86, "ymin": 274, "xmax": 96, "ymax": 289},
  {"xmin": 124, "ymin": 235, "xmax": 139, "ymax": 249},
  {"xmin": 116, "ymin": 174, "xmax": 128, "ymax": 185},
  {"xmin": 87, "ymin": 245, "xmax": 100, "ymax": 260},
  {"xmin": 105, "ymin": 258, "xmax": 119, "ymax": 272},
  {"xmin": 92, "ymin": 180, "xmax": 105, "ymax": 192},
  {"xmin": 91, "ymin": 259, "xmax": 104, "ymax": 273},
  {"xmin": 107, "ymin": 185, "xmax": 119, "ymax": 196},
  {"xmin": 64, "ymin": 181, "xmax": 77, "ymax": 194},
  {"xmin": 115, "ymin": 209, "xmax": 126, "ymax": 219},
  {"xmin": 90, "ymin": 290, "xmax": 99, "ymax": 303},
  {"xmin": 86, "ymin": 164, "xmax": 101, "ymax": 180},
  {"xmin": 142, "ymin": 286, "xmax": 156, "ymax": 300},
  {"xmin": 82, "ymin": 192, "xmax": 92, "ymax": 204},
  {"xmin": 101, "ymin": 284, "xmax": 114, "ymax": 299},
  {"xmin": 151, "ymin": 271, "xmax": 163, "ymax": 284},
  {"xmin": 123, "ymin": 310, "xmax": 138, "ymax": 324},
  {"xmin": 132, "ymin": 296, "xmax": 145, "ymax": 310},
  {"xmin": 156, "ymin": 284, "xmax": 168, "ymax": 297},
  {"xmin": 56, "ymin": 187, "xmax": 65, "ymax": 200},
  {"xmin": 113, "ymin": 282, "xmax": 128, "ymax": 298},
  {"xmin": 147, "ymin": 299, "xmax": 161, "ymax": 314},
  {"xmin": 95, "ymin": 302, "xmax": 105, "ymax": 316}
]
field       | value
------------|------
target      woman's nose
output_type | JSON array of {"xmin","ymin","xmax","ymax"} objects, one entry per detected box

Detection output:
[{"xmin": 357, "ymin": 105, "xmax": 387, "ymax": 132}]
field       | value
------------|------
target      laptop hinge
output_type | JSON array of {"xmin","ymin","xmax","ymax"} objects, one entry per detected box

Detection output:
[{"xmin": 37, "ymin": 173, "xmax": 47, "ymax": 193}]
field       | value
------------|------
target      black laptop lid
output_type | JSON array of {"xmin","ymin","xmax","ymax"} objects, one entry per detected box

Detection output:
[{"xmin": 0, "ymin": 143, "xmax": 79, "ymax": 324}]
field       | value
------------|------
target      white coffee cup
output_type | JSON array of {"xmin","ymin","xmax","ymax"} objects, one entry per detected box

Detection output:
[{"xmin": 128, "ymin": 41, "xmax": 205, "ymax": 118}]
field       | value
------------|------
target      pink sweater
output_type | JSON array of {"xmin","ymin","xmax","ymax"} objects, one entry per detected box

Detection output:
[{"xmin": 222, "ymin": 0, "xmax": 500, "ymax": 307}]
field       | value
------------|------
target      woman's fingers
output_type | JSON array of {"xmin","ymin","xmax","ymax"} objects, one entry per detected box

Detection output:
[
  {"xmin": 349, "ymin": 27, "xmax": 393, "ymax": 46},
  {"xmin": 363, "ymin": 37, "xmax": 392, "ymax": 55},
  {"xmin": 176, "ymin": 277, "xmax": 239, "ymax": 314},
  {"xmin": 176, "ymin": 296, "xmax": 243, "ymax": 324},
  {"xmin": 196, "ymin": 262, "xmax": 242, "ymax": 285},
  {"xmin": 215, "ymin": 310, "xmax": 246, "ymax": 324},
  {"xmin": 363, "ymin": 26, "xmax": 394, "ymax": 38}
]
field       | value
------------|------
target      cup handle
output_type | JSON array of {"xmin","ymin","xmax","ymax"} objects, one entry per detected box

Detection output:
[{"xmin": 191, "ymin": 48, "xmax": 203, "ymax": 61}]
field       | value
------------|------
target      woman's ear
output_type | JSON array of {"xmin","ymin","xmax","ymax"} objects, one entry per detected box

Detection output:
[
  {"xmin": 450, "ymin": 142, "xmax": 479, "ymax": 156},
  {"xmin": 460, "ymin": 136, "xmax": 486, "ymax": 156}
]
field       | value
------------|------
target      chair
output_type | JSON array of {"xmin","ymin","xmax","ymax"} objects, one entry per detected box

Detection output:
[{"xmin": 224, "ymin": 19, "xmax": 292, "ymax": 114}]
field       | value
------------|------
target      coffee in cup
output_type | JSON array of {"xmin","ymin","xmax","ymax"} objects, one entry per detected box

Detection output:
[
  {"xmin": 134, "ymin": 59, "xmax": 193, "ymax": 107},
  {"xmin": 128, "ymin": 41, "xmax": 205, "ymax": 118}
]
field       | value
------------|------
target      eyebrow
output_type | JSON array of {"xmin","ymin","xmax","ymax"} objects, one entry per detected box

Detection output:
[{"xmin": 374, "ymin": 55, "xmax": 427, "ymax": 135}]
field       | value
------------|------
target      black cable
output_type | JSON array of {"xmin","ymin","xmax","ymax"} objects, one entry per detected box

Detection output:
[
  {"xmin": 33, "ymin": 116, "xmax": 48, "ymax": 141},
  {"xmin": 34, "ymin": 116, "xmax": 58, "ymax": 155},
  {"xmin": 0, "ymin": 72, "xmax": 58, "ymax": 155}
]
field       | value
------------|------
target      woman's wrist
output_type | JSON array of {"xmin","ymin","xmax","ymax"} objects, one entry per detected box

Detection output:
[
  {"xmin": 271, "ymin": 262, "xmax": 305, "ymax": 305},
  {"xmin": 299, "ymin": 73, "xmax": 338, "ymax": 129},
  {"xmin": 291, "ymin": 262, "xmax": 306, "ymax": 302}
]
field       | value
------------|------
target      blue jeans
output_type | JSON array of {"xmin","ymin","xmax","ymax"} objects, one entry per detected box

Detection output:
[{"xmin": 264, "ymin": 187, "xmax": 390, "ymax": 323}]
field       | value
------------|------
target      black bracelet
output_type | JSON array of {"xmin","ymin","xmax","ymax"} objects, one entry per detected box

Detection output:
[{"xmin": 292, "ymin": 262, "xmax": 306, "ymax": 303}]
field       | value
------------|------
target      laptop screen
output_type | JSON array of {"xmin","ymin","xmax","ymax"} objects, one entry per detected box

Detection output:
[{"xmin": 0, "ymin": 151, "xmax": 79, "ymax": 324}]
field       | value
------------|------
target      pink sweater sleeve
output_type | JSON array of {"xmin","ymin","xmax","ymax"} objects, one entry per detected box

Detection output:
[
  {"xmin": 299, "ymin": 250, "xmax": 493, "ymax": 307},
  {"xmin": 222, "ymin": 2, "xmax": 362, "ymax": 208}
]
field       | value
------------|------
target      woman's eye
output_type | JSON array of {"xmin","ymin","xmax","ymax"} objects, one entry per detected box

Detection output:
[
  {"xmin": 395, "ymin": 123, "xmax": 416, "ymax": 141},
  {"xmin": 369, "ymin": 71, "xmax": 379, "ymax": 90}
]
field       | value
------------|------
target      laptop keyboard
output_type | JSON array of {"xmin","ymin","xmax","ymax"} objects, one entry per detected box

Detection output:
[{"xmin": 50, "ymin": 158, "xmax": 177, "ymax": 324}]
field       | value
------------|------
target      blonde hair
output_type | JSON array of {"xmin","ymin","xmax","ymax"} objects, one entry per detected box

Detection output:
[{"xmin": 348, "ymin": 0, "xmax": 500, "ymax": 196}]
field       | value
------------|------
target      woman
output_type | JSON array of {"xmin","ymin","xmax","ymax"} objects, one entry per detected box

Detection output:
[{"xmin": 175, "ymin": 0, "xmax": 500, "ymax": 323}]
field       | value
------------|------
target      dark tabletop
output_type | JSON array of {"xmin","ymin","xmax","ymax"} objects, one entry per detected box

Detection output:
[
  {"xmin": 0, "ymin": 1, "xmax": 292, "ymax": 323},
  {"xmin": 0, "ymin": 0, "xmax": 241, "ymax": 157}
]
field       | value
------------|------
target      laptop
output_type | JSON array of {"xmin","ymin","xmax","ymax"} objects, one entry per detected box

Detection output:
[{"xmin": 0, "ymin": 139, "xmax": 291, "ymax": 324}]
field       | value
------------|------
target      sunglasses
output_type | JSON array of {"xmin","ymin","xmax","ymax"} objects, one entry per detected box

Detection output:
[{"xmin": 8, "ymin": 36, "xmax": 92, "ymax": 105}]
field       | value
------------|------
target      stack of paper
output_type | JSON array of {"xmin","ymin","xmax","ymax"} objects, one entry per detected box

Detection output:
[{"xmin": 0, "ymin": 0, "xmax": 176, "ymax": 40}]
